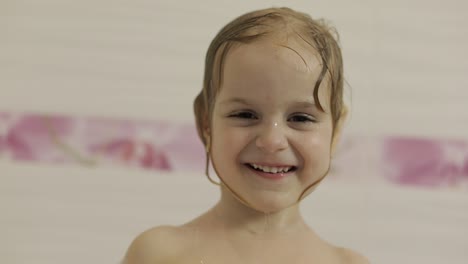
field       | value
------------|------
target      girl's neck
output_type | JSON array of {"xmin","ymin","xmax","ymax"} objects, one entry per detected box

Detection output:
[{"xmin": 211, "ymin": 189, "xmax": 310, "ymax": 238}]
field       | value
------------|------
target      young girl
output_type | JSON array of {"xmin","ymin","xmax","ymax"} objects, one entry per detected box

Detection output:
[{"xmin": 123, "ymin": 7, "xmax": 369, "ymax": 264}]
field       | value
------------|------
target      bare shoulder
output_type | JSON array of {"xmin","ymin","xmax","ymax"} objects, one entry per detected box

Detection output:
[
  {"xmin": 122, "ymin": 225, "xmax": 189, "ymax": 264},
  {"xmin": 337, "ymin": 247, "xmax": 371, "ymax": 264}
]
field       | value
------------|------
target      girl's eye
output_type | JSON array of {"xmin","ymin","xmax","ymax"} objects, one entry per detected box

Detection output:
[
  {"xmin": 288, "ymin": 114, "xmax": 315, "ymax": 123},
  {"xmin": 229, "ymin": 111, "xmax": 258, "ymax": 119}
]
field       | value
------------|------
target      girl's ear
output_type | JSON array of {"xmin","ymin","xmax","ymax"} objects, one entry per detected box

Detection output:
[
  {"xmin": 331, "ymin": 106, "xmax": 348, "ymax": 157},
  {"xmin": 201, "ymin": 111, "xmax": 210, "ymax": 141},
  {"xmin": 203, "ymin": 126, "xmax": 211, "ymax": 151}
]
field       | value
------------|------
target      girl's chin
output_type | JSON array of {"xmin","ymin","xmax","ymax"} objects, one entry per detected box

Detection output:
[
  {"xmin": 219, "ymin": 180, "xmax": 300, "ymax": 213},
  {"xmin": 237, "ymin": 194, "xmax": 299, "ymax": 214}
]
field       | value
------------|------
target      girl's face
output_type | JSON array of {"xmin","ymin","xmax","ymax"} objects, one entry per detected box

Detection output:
[{"xmin": 210, "ymin": 39, "xmax": 336, "ymax": 213}]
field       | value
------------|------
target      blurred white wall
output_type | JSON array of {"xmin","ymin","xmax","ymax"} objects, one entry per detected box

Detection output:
[{"xmin": 1, "ymin": 0, "xmax": 467, "ymax": 264}]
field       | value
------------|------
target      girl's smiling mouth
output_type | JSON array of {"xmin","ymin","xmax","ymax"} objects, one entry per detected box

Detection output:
[{"xmin": 244, "ymin": 163, "xmax": 298, "ymax": 180}]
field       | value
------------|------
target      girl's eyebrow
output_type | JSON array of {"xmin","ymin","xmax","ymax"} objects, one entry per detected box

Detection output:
[
  {"xmin": 219, "ymin": 97, "xmax": 252, "ymax": 106},
  {"xmin": 292, "ymin": 100, "xmax": 317, "ymax": 109},
  {"xmin": 220, "ymin": 98, "xmax": 317, "ymax": 109}
]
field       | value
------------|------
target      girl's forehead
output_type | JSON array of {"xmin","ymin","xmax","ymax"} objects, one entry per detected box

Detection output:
[
  {"xmin": 217, "ymin": 39, "xmax": 331, "ymax": 109},
  {"xmin": 228, "ymin": 37, "xmax": 322, "ymax": 75},
  {"xmin": 220, "ymin": 39, "xmax": 326, "ymax": 93}
]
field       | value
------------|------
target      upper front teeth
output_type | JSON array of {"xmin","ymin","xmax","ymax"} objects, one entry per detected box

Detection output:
[{"xmin": 250, "ymin": 163, "xmax": 292, "ymax": 173}]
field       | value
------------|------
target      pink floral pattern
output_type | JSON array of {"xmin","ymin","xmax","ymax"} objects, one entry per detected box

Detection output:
[
  {"xmin": 0, "ymin": 112, "xmax": 205, "ymax": 171},
  {"xmin": 383, "ymin": 137, "xmax": 468, "ymax": 189},
  {"xmin": 1, "ymin": 111, "xmax": 467, "ymax": 191}
]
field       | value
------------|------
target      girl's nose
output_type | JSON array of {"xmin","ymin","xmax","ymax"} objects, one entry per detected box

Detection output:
[{"xmin": 255, "ymin": 122, "xmax": 288, "ymax": 153}]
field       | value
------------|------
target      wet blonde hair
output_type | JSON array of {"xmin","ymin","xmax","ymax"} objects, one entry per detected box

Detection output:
[{"xmin": 194, "ymin": 7, "xmax": 344, "ymax": 147}]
